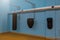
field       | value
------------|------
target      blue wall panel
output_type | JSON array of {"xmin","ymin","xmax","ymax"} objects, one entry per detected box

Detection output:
[
  {"xmin": 45, "ymin": 10, "xmax": 56, "ymax": 38},
  {"xmin": 8, "ymin": 14, "xmax": 12, "ymax": 32},
  {"xmin": 10, "ymin": 0, "xmax": 46, "ymax": 11},
  {"xmin": 10, "ymin": 0, "xmax": 60, "ymax": 12},
  {"xmin": 35, "ymin": 12, "xmax": 46, "ymax": 37},
  {"xmin": 46, "ymin": 0, "xmax": 55, "ymax": 6},
  {"xmin": 0, "ymin": 0, "xmax": 10, "ymax": 33},
  {"xmin": 55, "ymin": 0, "xmax": 60, "ymax": 5},
  {"xmin": 56, "ymin": 10, "xmax": 60, "ymax": 38}
]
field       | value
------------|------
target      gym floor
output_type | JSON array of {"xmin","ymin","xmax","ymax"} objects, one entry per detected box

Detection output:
[{"xmin": 0, "ymin": 32, "xmax": 56, "ymax": 40}]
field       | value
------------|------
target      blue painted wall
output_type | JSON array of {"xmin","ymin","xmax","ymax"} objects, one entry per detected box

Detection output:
[
  {"xmin": 10, "ymin": 0, "xmax": 60, "ymax": 11},
  {"xmin": 8, "ymin": 0, "xmax": 60, "ymax": 38},
  {"xmin": 0, "ymin": 0, "xmax": 10, "ymax": 33},
  {"xmin": 10, "ymin": 0, "xmax": 46, "ymax": 11},
  {"xmin": 56, "ymin": 10, "xmax": 60, "ymax": 38},
  {"xmin": 8, "ymin": 10, "xmax": 60, "ymax": 38}
]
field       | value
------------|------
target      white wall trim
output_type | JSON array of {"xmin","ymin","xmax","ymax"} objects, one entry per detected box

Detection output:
[{"xmin": 9, "ymin": 5, "xmax": 60, "ymax": 14}]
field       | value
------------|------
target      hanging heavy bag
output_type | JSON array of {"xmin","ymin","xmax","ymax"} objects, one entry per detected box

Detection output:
[
  {"xmin": 27, "ymin": 18, "xmax": 34, "ymax": 28},
  {"xmin": 47, "ymin": 18, "xmax": 53, "ymax": 29},
  {"xmin": 12, "ymin": 13, "xmax": 17, "ymax": 30}
]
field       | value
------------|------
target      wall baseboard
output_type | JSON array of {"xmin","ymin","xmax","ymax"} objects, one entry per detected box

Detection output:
[
  {"xmin": 0, "ymin": 32, "xmax": 59, "ymax": 40},
  {"xmin": 11, "ymin": 32, "xmax": 56, "ymax": 40}
]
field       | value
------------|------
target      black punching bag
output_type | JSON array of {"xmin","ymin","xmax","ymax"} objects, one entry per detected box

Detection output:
[
  {"xmin": 47, "ymin": 18, "xmax": 53, "ymax": 29},
  {"xmin": 27, "ymin": 18, "xmax": 34, "ymax": 28},
  {"xmin": 12, "ymin": 13, "xmax": 17, "ymax": 30}
]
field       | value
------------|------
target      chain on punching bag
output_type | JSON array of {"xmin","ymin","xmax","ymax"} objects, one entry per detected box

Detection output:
[{"xmin": 25, "ymin": 0, "xmax": 35, "ymax": 28}]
